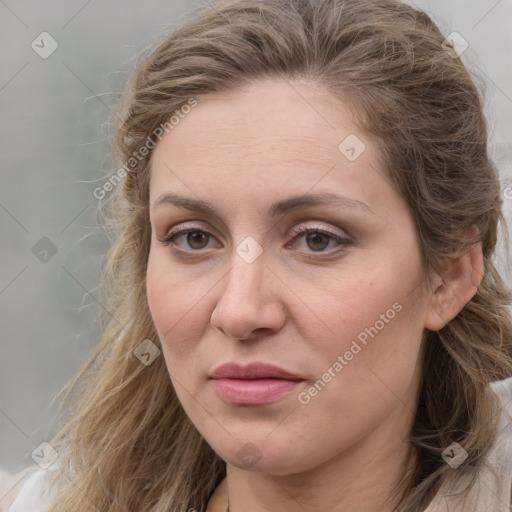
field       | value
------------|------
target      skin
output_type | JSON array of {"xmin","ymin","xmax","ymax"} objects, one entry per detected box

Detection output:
[{"xmin": 146, "ymin": 77, "xmax": 483, "ymax": 512}]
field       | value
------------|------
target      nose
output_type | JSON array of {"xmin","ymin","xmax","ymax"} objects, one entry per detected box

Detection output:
[{"xmin": 210, "ymin": 242, "xmax": 286, "ymax": 342}]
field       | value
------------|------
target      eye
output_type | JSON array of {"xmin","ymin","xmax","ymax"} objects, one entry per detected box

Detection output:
[
  {"xmin": 286, "ymin": 223, "xmax": 352, "ymax": 255},
  {"xmin": 159, "ymin": 224, "xmax": 218, "ymax": 253},
  {"xmin": 158, "ymin": 222, "xmax": 352, "ymax": 257}
]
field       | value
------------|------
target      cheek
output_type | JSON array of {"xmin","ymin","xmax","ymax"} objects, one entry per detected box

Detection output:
[
  {"xmin": 146, "ymin": 252, "xmax": 187, "ymax": 352},
  {"xmin": 285, "ymin": 284, "xmax": 424, "ymax": 469},
  {"xmin": 296, "ymin": 255, "xmax": 425, "ymax": 400},
  {"xmin": 146, "ymin": 250, "xmax": 213, "ymax": 367}
]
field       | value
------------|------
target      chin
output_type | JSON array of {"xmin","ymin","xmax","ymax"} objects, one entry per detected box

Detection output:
[{"xmin": 206, "ymin": 432, "xmax": 319, "ymax": 476}]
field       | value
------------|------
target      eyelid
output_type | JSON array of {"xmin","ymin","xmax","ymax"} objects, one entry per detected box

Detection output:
[
  {"xmin": 164, "ymin": 222, "xmax": 214, "ymax": 239},
  {"xmin": 289, "ymin": 222, "xmax": 350, "ymax": 241}
]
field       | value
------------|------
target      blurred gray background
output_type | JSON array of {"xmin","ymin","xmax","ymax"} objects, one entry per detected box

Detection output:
[{"xmin": 1, "ymin": 0, "xmax": 511, "ymax": 478}]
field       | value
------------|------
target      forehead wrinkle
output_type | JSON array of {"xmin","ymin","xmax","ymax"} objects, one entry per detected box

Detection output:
[
  {"xmin": 162, "ymin": 135, "xmax": 342, "ymax": 172},
  {"xmin": 175, "ymin": 132, "xmax": 338, "ymax": 149}
]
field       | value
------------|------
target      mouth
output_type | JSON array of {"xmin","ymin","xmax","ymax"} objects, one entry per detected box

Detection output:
[{"xmin": 209, "ymin": 362, "xmax": 306, "ymax": 405}]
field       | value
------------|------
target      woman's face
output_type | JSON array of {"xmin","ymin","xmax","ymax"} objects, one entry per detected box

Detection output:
[{"xmin": 146, "ymin": 77, "xmax": 433, "ymax": 476}]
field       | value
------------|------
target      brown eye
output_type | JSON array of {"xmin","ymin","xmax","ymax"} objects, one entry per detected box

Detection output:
[
  {"xmin": 163, "ymin": 228, "xmax": 214, "ymax": 251},
  {"xmin": 304, "ymin": 232, "xmax": 331, "ymax": 252},
  {"xmin": 184, "ymin": 231, "xmax": 210, "ymax": 250},
  {"xmin": 287, "ymin": 224, "xmax": 352, "ymax": 256},
  {"xmin": 159, "ymin": 223, "xmax": 351, "ymax": 258}
]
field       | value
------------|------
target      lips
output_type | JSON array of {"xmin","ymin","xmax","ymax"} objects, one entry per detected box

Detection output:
[
  {"xmin": 209, "ymin": 362, "xmax": 305, "ymax": 405},
  {"xmin": 209, "ymin": 362, "xmax": 304, "ymax": 381}
]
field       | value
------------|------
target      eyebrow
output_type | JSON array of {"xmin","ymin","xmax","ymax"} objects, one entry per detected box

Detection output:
[{"xmin": 152, "ymin": 191, "xmax": 376, "ymax": 217}]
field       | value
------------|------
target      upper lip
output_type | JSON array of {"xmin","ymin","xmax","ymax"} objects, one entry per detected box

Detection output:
[{"xmin": 209, "ymin": 362, "xmax": 304, "ymax": 380}]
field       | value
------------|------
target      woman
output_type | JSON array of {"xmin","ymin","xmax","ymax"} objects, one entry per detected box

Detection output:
[{"xmin": 8, "ymin": 0, "xmax": 512, "ymax": 510}]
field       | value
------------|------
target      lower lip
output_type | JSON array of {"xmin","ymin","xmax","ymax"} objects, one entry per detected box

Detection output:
[{"xmin": 212, "ymin": 378, "xmax": 304, "ymax": 405}]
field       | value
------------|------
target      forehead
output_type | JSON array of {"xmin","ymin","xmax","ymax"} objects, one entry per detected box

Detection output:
[
  {"xmin": 149, "ymin": 77, "xmax": 391, "ymax": 217},
  {"xmin": 152, "ymin": 78, "xmax": 359, "ymax": 161}
]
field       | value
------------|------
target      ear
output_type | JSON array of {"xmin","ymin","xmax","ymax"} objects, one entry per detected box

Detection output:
[{"xmin": 424, "ymin": 225, "xmax": 484, "ymax": 332}]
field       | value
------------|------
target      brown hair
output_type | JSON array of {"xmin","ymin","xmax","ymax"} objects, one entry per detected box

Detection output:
[{"xmin": 44, "ymin": 0, "xmax": 512, "ymax": 510}]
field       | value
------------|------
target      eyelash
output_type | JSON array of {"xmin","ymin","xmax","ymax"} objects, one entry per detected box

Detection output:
[{"xmin": 159, "ymin": 222, "xmax": 352, "ymax": 257}]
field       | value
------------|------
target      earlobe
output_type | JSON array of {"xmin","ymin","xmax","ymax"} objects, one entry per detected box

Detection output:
[{"xmin": 424, "ymin": 229, "xmax": 484, "ymax": 332}]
